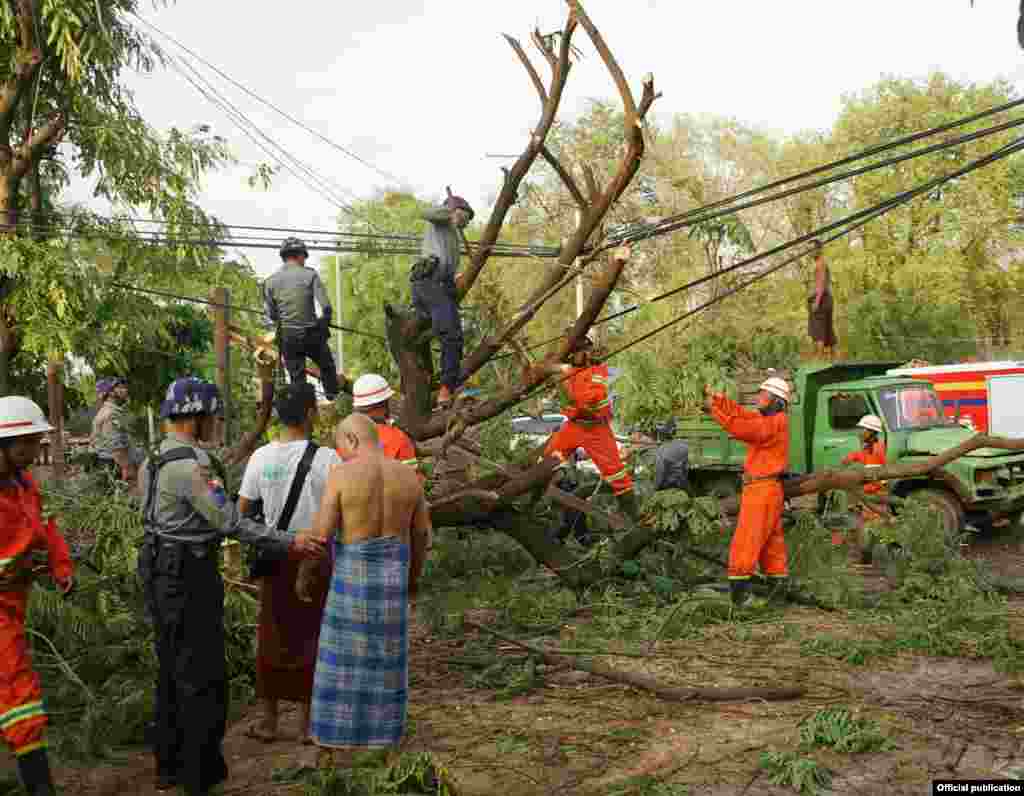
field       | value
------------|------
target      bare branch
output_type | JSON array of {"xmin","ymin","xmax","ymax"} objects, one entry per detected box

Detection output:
[
  {"xmin": 581, "ymin": 162, "xmax": 601, "ymax": 203},
  {"xmin": 457, "ymin": 13, "xmax": 577, "ymax": 298},
  {"xmin": 529, "ymin": 28, "xmax": 558, "ymax": 70},
  {"xmin": 503, "ymin": 34, "xmax": 546, "ymax": 105},
  {"xmin": 541, "ymin": 144, "xmax": 587, "ymax": 209},
  {"xmin": 567, "ymin": 0, "xmax": 637, "ymax": 120}
]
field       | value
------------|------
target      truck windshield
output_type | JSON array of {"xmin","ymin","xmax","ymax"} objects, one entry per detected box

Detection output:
[{"xmin": 876, "ymin": 386, "xmax": 950, "ymax": 430}]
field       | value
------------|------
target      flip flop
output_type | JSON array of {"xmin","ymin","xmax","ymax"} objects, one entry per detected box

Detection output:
[{"xmin": 244, "ymin": 722, "xmax": 278, "ymax": 743}]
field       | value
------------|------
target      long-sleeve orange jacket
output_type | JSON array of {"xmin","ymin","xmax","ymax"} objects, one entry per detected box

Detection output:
[{"xmin": 710, "ymin": 394, "xmax": 789, "ymax": 479}]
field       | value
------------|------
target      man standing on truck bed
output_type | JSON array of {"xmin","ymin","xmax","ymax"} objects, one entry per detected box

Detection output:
[
  {"xmin": 806, "ymin": 240, "xmax": 836, "ymax": 360},
  {"xmin": 704, "ymin": 377, "xmax": 791, "ymax": 607}
]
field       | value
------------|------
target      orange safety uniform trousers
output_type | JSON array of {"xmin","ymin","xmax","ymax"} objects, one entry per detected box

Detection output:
[
  {"xmin": 728, "ymin": 480, "xmax": 788, "ymax": 580},
  {"xmin": 544, "ymin": 420, "xmax": 633, "ymax": 496},
  {"xmin": 0, "ymin": 591, "xmax": 46, "ymax": 758}
]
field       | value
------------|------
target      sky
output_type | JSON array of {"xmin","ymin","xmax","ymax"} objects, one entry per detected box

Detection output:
[{"xmin": 66, "ymin": 0, "xmax": 1024, "ymax": 278}]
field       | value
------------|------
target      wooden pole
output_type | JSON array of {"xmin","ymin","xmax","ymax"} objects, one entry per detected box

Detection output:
[
  {"xmin": 46, "ymin": 355, "xmax": 64, "ymax": 481},
  {"xmin": 212, "ymin": 287, "xmax": 231, "ymax": 446}
]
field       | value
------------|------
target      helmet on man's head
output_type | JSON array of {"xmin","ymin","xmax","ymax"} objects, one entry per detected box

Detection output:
[
  {"xmin": 279, "ymin": 237, "xmax": 309, "ymax": 260},
  {"xmin": 159, "ymin": 377, "xmax": 223, "ymax": 419},
  {"xmin": 96, "ymin": 377, "xmax": 126, "ymax": 400},
  {"xmin": 443, "ymin": 195, "xmax": 474, "ymax": 220},
  {"xmin": 352, "ymin": 373, "xmax": 394, "ymax": 408},
  {"xmin": 857, "ymin": 414, "xmax": 883, "ymax": 434},
  {"xmin": 0, "ymin": 397, "xmax": 53, "ymax": 440},
  {"xmin": 759, "ymin": 377, "xmax": 791, "ymax": 404}
]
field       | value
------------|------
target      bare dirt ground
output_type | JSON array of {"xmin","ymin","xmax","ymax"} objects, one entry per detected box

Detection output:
[{"xmin": 28, "ymin": 516, "xmax": 1024, "ymax": 796}]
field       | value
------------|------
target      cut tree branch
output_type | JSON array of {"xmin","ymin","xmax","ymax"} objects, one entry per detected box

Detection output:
[{"xmin": 503, "ymin": 33, "xmax": 547, "ymax": 105}]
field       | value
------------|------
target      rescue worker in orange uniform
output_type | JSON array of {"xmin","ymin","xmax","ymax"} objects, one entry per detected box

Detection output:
[
  {"xmin": 841, "ymin": 414, "xmax": 886, "ymax": 487},
  {"xmin": 838, "ymin": 414, "xmax": 889, "ymax": 548},
  {"xmin": 0, "ymin": 397, "xmax": 74, "ymax": 795},
  {"xmin": 349, "ymin": 374, "xmax": 421, "ymax": 480},
  {"xmin": 536, "ymin": 336, "xmax": 639, "ymax": 522},
  {"xmin": 704, "ymin": 377, "xmax": 790, "ymax": 607}
]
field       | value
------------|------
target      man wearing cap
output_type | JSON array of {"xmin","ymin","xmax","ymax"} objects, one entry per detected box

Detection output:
[
  {"xmin": 263, "ymin": 237, "xmax": 340, "ymax": 402},
  {"xmin": 350, "ymin": 374, "xmax": 421, "ymax": 479},
  {"xmin": 412, "ymin": 193, "xmax": 474, "ymax": 406},
  {"xmin": 0, "ymin": 397, "xmax": 73, "ymax": 795},
  {"xmin": 90, "ymin": 377, "xmax": 140, "ymax": 482},
  {"xmin": 704, "ymin": 377, "xmax": 791, "ymax": 607}
]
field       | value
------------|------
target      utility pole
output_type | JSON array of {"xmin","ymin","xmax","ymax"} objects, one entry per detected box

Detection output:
[
  {"xmin": 335, "ymin": 256, "xmax": 344, "ymax": 375},
  {"xmin": 212, "ymin": 287, "xmax": 231, "ymax": 445}
]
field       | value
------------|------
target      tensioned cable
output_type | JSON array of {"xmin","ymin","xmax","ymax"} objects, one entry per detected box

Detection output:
[
  {"xmin": 489, "ymin": 134, "xmax": 1024, "ymax": 418},
  {"xmin": 133, "ymin": 13, "xmax": 406, "ymax": 187},
  {"xmin": 109, "ymin": 281, "xmax": 387, "ymax": 341},
  {"xmin": 596, "ymin": 95, "xmax": 1024, "ymax": 251}
]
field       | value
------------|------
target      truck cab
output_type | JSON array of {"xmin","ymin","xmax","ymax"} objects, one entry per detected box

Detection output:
[{"xmin": 681, "ymin": 362, "xmax": 1024, "ymax": 532}]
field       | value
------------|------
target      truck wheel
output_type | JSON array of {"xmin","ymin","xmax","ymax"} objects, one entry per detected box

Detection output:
[{"xmin": 907, "ymin": 488, "xmax": 965, "ymax": 536}]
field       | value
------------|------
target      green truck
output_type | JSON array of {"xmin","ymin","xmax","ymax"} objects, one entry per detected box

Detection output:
[{"xmin": 678, "ymin": 362, "xmax": 1024, "ymax": 532}]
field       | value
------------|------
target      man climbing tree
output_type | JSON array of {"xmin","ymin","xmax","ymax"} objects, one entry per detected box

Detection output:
[
  {"xmin": 806, "ymin": 240, "xmax": 837, "ymax": 360},
  {"xmin": 411, "ymin": 192, "xmax": 474, "ymax": 407},
  {"xmin": 532, "ymin": 320, "xmax": 639, "ymax": 523},
  {"xmin": 704, "ymin": 377, "xmax": 791, "ymax": 608},
  {"xmin": 264, "ymin": 238, "xmax": 340, "ymax": 403}
]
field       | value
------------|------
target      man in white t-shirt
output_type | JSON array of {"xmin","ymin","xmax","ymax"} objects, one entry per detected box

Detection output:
[{"xmin": 237, "ymin": 382, "xmax": 339, "ymax": 744}]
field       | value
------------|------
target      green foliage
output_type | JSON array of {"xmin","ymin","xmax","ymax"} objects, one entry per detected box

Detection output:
[
  {"xmin": 294, "ymin": 752, "xmax": 458, "ymax": 796},
  {"xmin": 798, "ymin": 708, "xmax": 893, "ymax": 754},
  {"xmin": 844, "ymin": 287, "xmax": 979, "ymax": 363},
  {"xmin": 606, "ymin": 776, "xmax": 690, "ymax": 796},
  {"xmin": 33, "ymin": 478, "xmax": 259, "ymax": 760},
  {"xmin": 759, "ymin": 751, "xmax": 832, "ymax": 795}
]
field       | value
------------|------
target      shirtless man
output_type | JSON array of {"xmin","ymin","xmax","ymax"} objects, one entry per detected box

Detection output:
[{"xmin": 298, "ymin": 413, "xmax": 431, "ymax": 753}]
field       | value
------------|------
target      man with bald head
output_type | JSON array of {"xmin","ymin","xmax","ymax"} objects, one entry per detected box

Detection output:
[{"xmin": 297, "ymin": 412, "xmax": 431, "ymax": 757}]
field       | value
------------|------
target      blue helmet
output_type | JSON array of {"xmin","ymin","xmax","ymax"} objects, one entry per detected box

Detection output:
[
  {"xmin": 96, "ymin": 377, "xmax": 126, "ymax": 400},
  {"xmin": 159, "ymin": 377, "xmax": 223, "ymax": 419}
]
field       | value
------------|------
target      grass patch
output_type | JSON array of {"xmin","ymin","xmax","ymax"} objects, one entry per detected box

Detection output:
[
  {"xmin": 799, "ymin": 708, "xmax": 893, "ymax": 754},
  {"xmin": 760, "ymin": 751, "xmax": 832, "ymax": 795}
]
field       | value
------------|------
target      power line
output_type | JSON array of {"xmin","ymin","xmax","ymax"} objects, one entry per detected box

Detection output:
[
  {"xmin": 599, "ymin": 94, "xmax": 1024, "ymax": 252},
  {"xmin": 163, "ymin": 50, "xmax": 360, "ymax": 216},
  {"xmin": 110, "ymin": 281, "xmax": 387, "ymax": 341},
  {"xmin": 134, "ymin": 13, "xmax": 406, "ymax": 187}
]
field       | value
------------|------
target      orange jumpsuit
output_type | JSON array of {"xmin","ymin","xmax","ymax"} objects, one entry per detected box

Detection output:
[
  {"xmin": 840, "ymin": 441, "xmax": 889, "ymax": 536},
  {"xmin": 544, "ymin": 364, "xmax": 633, "ymax": 496},
  {"xmin": 710, "ymin": 395, "xmax": 789, "ymax": 580},
  {"xmin": 0, "ymin": 473, "xmax": 72, "ymax": 758},
  {"xmin": 842, "ymin": 441, "xmax": 887, "ymax": 494}
]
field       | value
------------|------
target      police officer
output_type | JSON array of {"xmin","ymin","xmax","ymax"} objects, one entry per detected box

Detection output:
[
  {"xmin": 90, "ymin": 377, "xmax": 141, "ymax": 482},
  {"xmin": 138, "ymin": 377, "xmax": 324, "ymax": 795},
  {"xmin": 412, "ymin": 193, "xmax": 474, "ymax": 406},
  {"xmin": 263, "ymin": 237, "xmax": 340, "ymax": 401}
]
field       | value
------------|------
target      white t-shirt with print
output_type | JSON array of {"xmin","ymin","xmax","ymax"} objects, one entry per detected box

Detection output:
[{"xmin": 238, "ymin": 440, "xmax": 340, "ymax": 534}]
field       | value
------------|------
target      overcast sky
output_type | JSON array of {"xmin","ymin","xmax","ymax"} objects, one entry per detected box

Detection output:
[{"xmin": 68, "ymin": 0, "xmax": 1024, "ymax": 278}]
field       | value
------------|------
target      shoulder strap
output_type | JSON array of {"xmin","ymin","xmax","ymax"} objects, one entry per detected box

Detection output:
[
  {"xmin": 277, "ymin": 442, "xmax": 319, "ymax": 532},
  {"xmin": 143, "ymin": 447, "xmax": 199, "ymax": 528}
]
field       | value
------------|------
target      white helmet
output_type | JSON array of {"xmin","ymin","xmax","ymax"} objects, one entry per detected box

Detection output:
[
  {"xmin": 759, "ymin": 377, "xmax": 791, "ymax": 403},
  {"xmin": 352, "ymin": 374, "xmax": 394, "ymax": 408},
  {"xmin": 0, "ymin": 396, "xmax": 54, "ymax": 439},
  {"xmin": 857, "ymin": 414, "xmax": 883, "ymax": 433}
]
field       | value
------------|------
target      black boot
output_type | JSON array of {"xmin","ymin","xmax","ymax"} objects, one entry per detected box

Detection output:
[
  {"xmin": 729, "ymin": 579, "xmax": 752, "ymax": 608},
  {"xmin": 17, "ymin": 748, "xmax": 55, "ymax": 795},
  {"xmin": 767, "ymin": 577, "xmax": 790, "ymax": 605},
  {"xmin": 616, "ymin": 491, "xmax": 641, "ymax": 523}
]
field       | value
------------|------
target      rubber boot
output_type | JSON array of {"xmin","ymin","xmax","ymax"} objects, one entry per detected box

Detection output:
[
  {"xmin": 17, "ymin": 748, "xmax": 56, "ymax": 795},
  {"xmin": 729, "ymin": 579, "xmax": 752, "ymax": 608},
  {"xmin": 616, "ymin": 491, "xmax": 641, "ymax": 524},
  {"xmin": 767, "ymin": 577, "xmax": 790, "ymax": 605}
]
